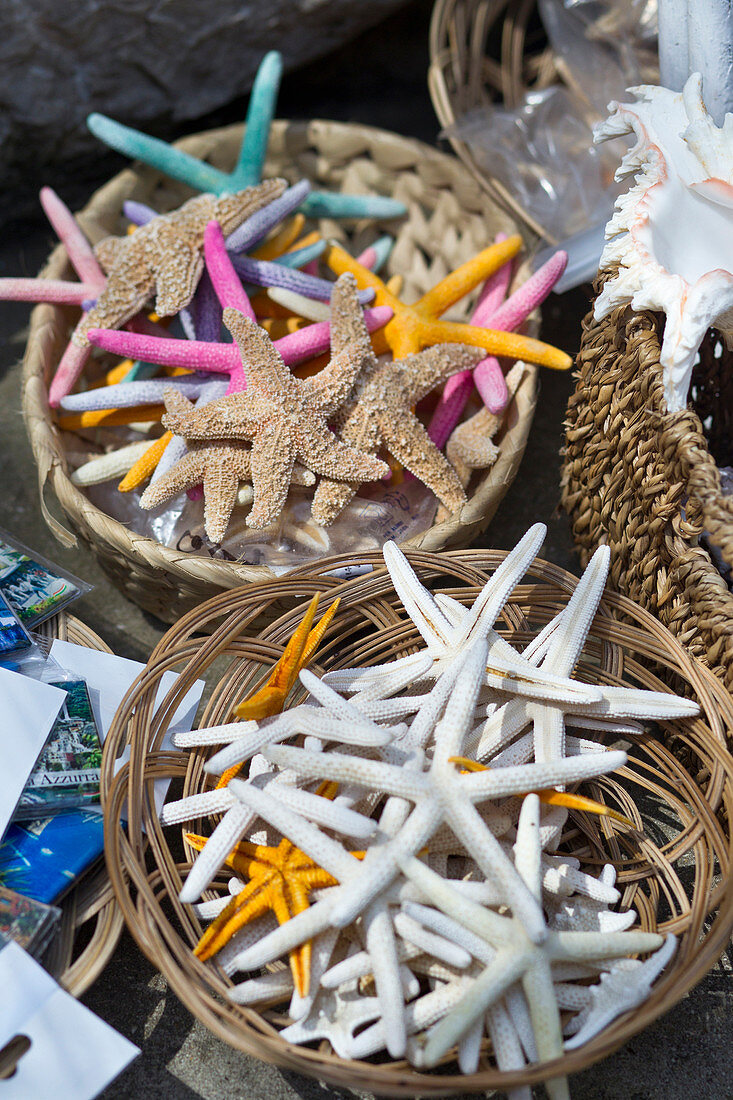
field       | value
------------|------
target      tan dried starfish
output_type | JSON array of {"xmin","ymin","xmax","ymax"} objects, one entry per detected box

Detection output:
[
  {"xmin": 446, "ymin": 360, "xmax": 526, "ymax": 488},
  {"xmin": 139, "ymin": 438, "xmax": 315, "ymax": 543},
  {"xmin": 161, "ymin": 274, "xmax": 389, "ymax": 528},
  {"xmin": 71, "ymin": 179, "xmax": 285, "ymax": 348},
  {"xmin": 310, "ymin": 293, "xmax": 484, "ymax": 526}
]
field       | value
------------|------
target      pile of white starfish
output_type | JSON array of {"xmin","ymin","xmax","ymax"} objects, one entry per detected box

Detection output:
[{"xmin": 164, "ymin": 523, "xmax": 696, "ymax": 1098}]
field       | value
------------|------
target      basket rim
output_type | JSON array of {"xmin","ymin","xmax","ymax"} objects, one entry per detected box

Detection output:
[
  {"xmin": 100, "ymin": 546, "xmax": 733, "ymax": 1095},
  {"xmin": 22, "ymin": 115, "xmax": 539, "ymax": 605}
]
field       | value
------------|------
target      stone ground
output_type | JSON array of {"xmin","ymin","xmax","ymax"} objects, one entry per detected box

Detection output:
[{"xmin": 0, "ymin": 1, "xmax": 731, "ymax": 1095}]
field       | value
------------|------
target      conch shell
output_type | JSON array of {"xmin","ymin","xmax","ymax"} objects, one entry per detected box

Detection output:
[{"xmin": 594, "ymin": 73, "xmax": 733, "ymax": 413}]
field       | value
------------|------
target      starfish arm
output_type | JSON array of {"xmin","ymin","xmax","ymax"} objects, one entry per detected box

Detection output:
[
  {"xmin": 180, "ymin": 803, "xmax": 258, "ymax": 903},
  {"xmin": 87, "ymin": 111, "xmax": 231, "ymax": 193},
  {"xmin": 420, "ymin": 948, "xmax": 531, "ymax": 1068},
  {"xmin": 414, "ymin": 236, "xmax": 522, "ymax": 319},
  {"xmin": 393, "ymin": 910, "xmax": 472, "ymax": 970},
  {"xmin": 204, "ymin": 221, "xmax": 255, "ymax": 319},
  {"xmin": 252, "ymin": 213, "xmax": 306, "ymax": 260},
  {"xmin": 232, "ymin": 50, "xmax": 283, "ymax": 188},
  {"xmin": 226, "ymin": 181, "xmax": 309, "ymax": 254},
  {"xmin": 379, "ymin": 408, "xmax": 466, "ymax": 513},
  {"xmin": 298, "ymin": 670, "xmax": 403, "ymax": 745},
  {"xmin": 288, "ymin": 925, "xmax": 341, "ymax": 1021},
  {"xmin": 381, "ymin": 540, "xmax": 456, "ymax": 651},
  {"xmin": 420, "ymin": 319, "xmax": 573, "ymax": 370},
  {"xmin": 194, "ymin": 875, "xmax": 277, "ymax": 960},
  {"xmin": 460, "ymin": 750, "xmax": 627, "ymax": 801},
  {"xmin": 474, "ymin": 357, "xmax": 510, "ymax": 414},
  {"xmin": 302, "ymin": 342, "xmax": 367, "ymax": 416},
  {"xmin": 60, "ymin": 377, "xmax": 206, "ymax": 412},
  {"xmin": 212, "ymin": 181, "xmax": 289, "ymax": 239},
  {"xmin": 154, "ymin": 248, "xmax": 205, "ymax": 317},
  {"xmin": 0, "ymin": 278, "xmax": 95, "ymax": 305},
  {"xmin": 263, "ymin": 743, "xmax": 428, "ymax": 801},
  {"xmin": 118, "ymin": 432, "xmax": 174, "ymax": 492},
  {"xmin": 364, "ymin": 898, "xmax": 409, "ymax": 1058},
  {"xmin": 302, "ymin": 191, "xmax": 406, "ymax": 219},
  {"xmin": 325, "ymin": 242, "xmax": 401, "ymax": 310},
  {"xmin": 230, "ymin": 894, "xmax": 337, "ymax": 973},
  {"xmin": 486, "ymin": 1002, "xmax": 531, "ymax": 1089},
  {"xmin": 471, "ymin": 232, "xmax": 512, "ymax": 323},
  {"xmin": 447, "ymin": 410, "xmax": 501, "ymax": 469},
  {"xmin": 231, "ymin": 253, "xmax": 374, "ymax": 304},
  {"xmin": 295, "ymin": 418, "xmax": 388, "ymax": 481},
  {"xmin": 159, "ymin": 786, "xmax": 234, "ymax": 826},
  {"xmin": 87, "ymin": 327, "xmax": 239, "ymax": 372},
  {"xmin": 489, "ymin": 250, "xmax": 568, "ymax": 334},
  {"xmin": 223, "ymin": 308, "xmax": 291, "ymax": 392},
  {"xmin": 427, "ymin": 370, "xmax": 475, "ymax": 451},
  {"xmin": 431, "ymin": 640, "xmax": 489, "ymax": 762},
  {"xmin": 247, "ymin": 425, "xmax": 296, "ymax": 528},
  {"xmin": 40, "ymin": 186, "xmax": 106, "ymax": 289},
  {"xmin": 202, "ymin": 453, "xmax": 247, "ymax": 543},
  {"xmin": 328, "ymin": 271, "xmax": 373, "ymax": 353},
  {"xmin": 76, "ymin": 276, "xmax": 154, "ymax": 346},
  {"xmin": 229, "ymin": 969, "xmax": 295, "ymax": 1007},
  {"xmin": 542, "ymin": 546, "xmax": 611, "ymax": 678},
  {"xmin": 70, "ymin": 441, "xmax": 153, "ymax": 487},
  {"xmin": 520, "ymin": 959, "xmax": 569, "ymax": 1097}
]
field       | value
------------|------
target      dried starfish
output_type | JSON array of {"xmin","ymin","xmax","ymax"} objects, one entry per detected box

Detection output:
[
  {"xmin": 309, "ymin": 283, "xmax": 483, "ymax": 522},
  {"xmin": 87, "ymin": 51, "xmax": 406, "ymax": 221},
  {"xmin": 162, "ymin": 286, "xmax": 389, "ymax": 528},
  {"xmin": 185, "ymin": 806, "xmax": 365, "ymax": 997},
  {"xmin": 49, "ymin": 181, "xmax": 285, "ymax": 407},
  {"xmin": 326, "ymin": 239, "xmax": 572, "ymax": 367},
  {"xmin": 70, "ymin": 440, "xmax": 153, "ymax": 486},
  {"xmin": 446, "ymin": 360, "xmax": 527, "ymax": 486},
  {"xmin": 395, "ymin": 809, "xmax": 664, "ymax": 1096}
]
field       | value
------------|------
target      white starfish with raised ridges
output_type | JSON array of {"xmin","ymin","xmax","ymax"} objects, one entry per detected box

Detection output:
[
  {"xmin": 394, "ymin": 795, "xmax": 665, "ymax": 1100},
  {"xmin": 322, "ymin": 524, "xmax": 606, "ymax": 708}
]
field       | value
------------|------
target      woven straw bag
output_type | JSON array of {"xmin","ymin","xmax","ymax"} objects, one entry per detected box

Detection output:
[
  {"xmin": 22, "ymin": 119, "xmax": 539, "ymax": 623},
  {"xmin": 561, "ymin": 268, "xmax": 733, "ymax": 695},
  {"xmin": 32, "ymin": 612, "xmax": 123, "ymax": 996},
  {"xmin": 100, "ymin": 547, "xmax": 733, "ymax": 1096}
]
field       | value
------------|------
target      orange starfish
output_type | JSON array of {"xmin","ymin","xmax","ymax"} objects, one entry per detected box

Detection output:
[
  {"xmin": 325, "ymin": 239, "xmax": 572, "ymax": 368},
  {"xmin": 214, "ymin": 593, "xmax": 340, "ymax": 789},
  {"xmin": 448, "ymin": 756, "xmax": 634, "ymax": 827},
  {"xmin": 186, "ymin": 787, "xmax": 364, "ymax": 995}
]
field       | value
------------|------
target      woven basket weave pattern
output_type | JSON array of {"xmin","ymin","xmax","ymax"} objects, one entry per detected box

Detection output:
[
  {"xmin": 561, "ymin": 267, "xmax": 733, "ymax": 694},
  {"xmin": 101, "ymin": 549, "xmax": 733, "ymax": 1095},
  {"xmin": 23, "ymin": 119, "xmax": 538, "ymax": 623}
]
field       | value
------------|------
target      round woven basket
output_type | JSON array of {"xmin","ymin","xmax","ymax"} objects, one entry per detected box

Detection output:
[
  {"xmin": 561, "ymin": 267, "xmax": 733, "ymax": 696},
  {"xmin": 429, "ymin": 0, "xmax": 561, "ymax": 240},
  {"xmin": 34, "ymin": 612, "xmax": 124, "ymax": 997},
  {"xmin": 100, "ymin": 547, "xmax": 733, "ymax": 1096},
  {"xmin": 22, "ymin": 118, "xmax": 539, "ymax": 623}
]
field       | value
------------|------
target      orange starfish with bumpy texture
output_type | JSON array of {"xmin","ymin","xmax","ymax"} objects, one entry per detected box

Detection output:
[
  {"xmin": 325, "ymin": 239, "xmax": 572, "ymax": 369},
  {"xmin": 186, "ymin": 787, "xmax": 364, "ymax": 995},
  {"xmin": 215, "ymin": 592, "xmax": 340, "ymax": 788}
]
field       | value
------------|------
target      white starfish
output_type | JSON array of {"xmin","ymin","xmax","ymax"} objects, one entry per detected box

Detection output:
[
  {"xmin": 395, "ymin": 811, "xmax": 664, "ymax": 1099},
  {"xmin": 323, "ymin": 525, "xmax": 605, "ymax": 707},
  {"xmin": 461, "ymin": 545, "xmax": 699, "ymax": 764},
  {"xmin": 563, "ymin": 933, "xmax": 677, "ymax": 1050},
  {"xmin": 262, "ymin": 642, "xmax": 626, "ymax": 938}
]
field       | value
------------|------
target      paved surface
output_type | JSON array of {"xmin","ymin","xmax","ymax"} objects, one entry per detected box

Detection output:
[{"xmin": 0, "ymin": 2, "xmax": 731, "ymax": 1096}]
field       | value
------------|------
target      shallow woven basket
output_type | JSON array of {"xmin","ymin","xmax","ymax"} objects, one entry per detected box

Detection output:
[
  {"xmin": 100, "ymin": 547, "xmax": 733, "ymax": 1096},
  {"xmin": 22, "ymin": 118, "xmax": 539, "ymax": 623},
  {"xmin": 430, "ymin": 0, "xmax": 563, "ymax": 240},
  {"xmin": 33, "ymin": 612, "xmax": 124, "ymax": 997},
  {"xmin": 561, "ymin": 267, "xmax": 733, "ymax": 696}
]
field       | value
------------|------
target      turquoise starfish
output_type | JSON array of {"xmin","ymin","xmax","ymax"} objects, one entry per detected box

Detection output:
[{"xmin": 87, "ymin": 51, "xmax": 406, "ymax": 222}]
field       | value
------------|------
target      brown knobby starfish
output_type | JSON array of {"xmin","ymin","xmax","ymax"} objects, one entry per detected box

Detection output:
[
  {"xmin": 310, "ymin": 285, "xmax": 484, "ymax": 526},
  {"xmin": 72, "ymin": 179, "xmax": 285, "ymax": 349},
  {"xmin": 161, "ymin": 275, "xmax": 389, "ymax": 529}
]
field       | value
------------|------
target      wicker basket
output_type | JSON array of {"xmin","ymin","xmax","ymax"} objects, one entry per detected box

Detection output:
[
  {"xmin": 22, "ymin": 118, "xmax": 539, "ymax": 623},
  {"xmin": 429, "ymin": 0, "xmax": 562, "ymax": 240},
  {"xmin": 33, "ymin": 612, "xmax": 124, "ymax": 997},
  {"xmin": 100, "ymin": 547, "xmax": 733, "ymax": 1096},
  {"xmin": 561, "ymin": 267, "xmax": 733, "ymax": 696}
]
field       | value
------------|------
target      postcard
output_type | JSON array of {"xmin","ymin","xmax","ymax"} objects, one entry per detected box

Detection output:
[
  {"xmin": 13, "ymin": 680, "xmax": 102, "ymax": 820},
  {"xmin": 0, "ymin": 590, "xmax": 33, "ymax": 658},
  {"xmin": 0, "ymin": 532, "xmax": 86, "ymax": 627},
  {"xmin": 0, "ymin": 809, "xmax": 105, "ymax": 905},
  {"xmin": 0, "ymin": 886, "xmax": 60, "ymax": 957}
]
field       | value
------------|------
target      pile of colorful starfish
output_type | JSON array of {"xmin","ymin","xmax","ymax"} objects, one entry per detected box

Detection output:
[
  {"xmin": 163, "ymin": 525, "xmax": 695, "ymax": 1094},
  {"xmin": 1, "ymin": 52, "xmax": 572, "ymax": 553}
]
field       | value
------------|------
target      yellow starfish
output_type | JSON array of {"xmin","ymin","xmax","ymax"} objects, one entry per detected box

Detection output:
[
  {"xmin": 186, "ymin": 786, "xmax": 364, "ymax": 995},
  {"xmin": 251, "ymin": 215, "xmax": 306, "ymax": 260},
  {"xmin": 448, "ymin": 756, "xmax": 635, "ymax": 827},
  {"xmin": 325, "ymin": 239, "xmax": 572, "ymax": 368}
]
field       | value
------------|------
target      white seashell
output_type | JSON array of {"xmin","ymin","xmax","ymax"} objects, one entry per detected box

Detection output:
[{"xmin": 594, "ymin": 73, "xmax": 733, "ymax": 413}]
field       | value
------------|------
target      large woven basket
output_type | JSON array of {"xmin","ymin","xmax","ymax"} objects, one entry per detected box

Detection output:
[
  {"xmin": 22, "ymin": 118, "xmax": 539, "ymax": 623},
  {"xmin": 561, "ymin": 267, "xmax": 733, "ymax": 696},
  {"xmin": 34, "ymin": 611, "xmax": 124, "ymax": 997},
  {"xmin": 100, "ymin": 547, "xmax": 733, "ymax": 1096}
]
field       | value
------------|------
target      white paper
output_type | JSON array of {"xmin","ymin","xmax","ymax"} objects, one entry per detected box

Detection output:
[
  {"xmin": 0, "ymin": 667, "xmax": 66, "ymax": 841},
  {"xmin": 0, "ymin": 942, "xmax": 138, "ymax": 1099},
  {"xmin": 49, "ymin": 641, "xmax": 204, "ymax": 819}
]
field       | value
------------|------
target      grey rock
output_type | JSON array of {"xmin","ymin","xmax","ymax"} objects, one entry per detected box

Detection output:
[{"xmin": 0, "ymin": 0, "xmax": 407, "ymax": 211}]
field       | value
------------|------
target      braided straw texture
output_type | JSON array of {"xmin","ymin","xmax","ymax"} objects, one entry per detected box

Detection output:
[
  {"xmin": 33, "ymin": 612, "xmax": 124, "ymax": 997},
  {"xmin": 100, "ymin": 547, "xmax": 733, "ymax": 1096},
  {"xmin": 22, "ymin": 119, "xmax": 538, "ymax": 623},
  {"xmin": 429, "ymin": 0, "xmax": 561, "ymax": 240},
  {"xmin": 561, "ymin": 267, "xmax": 733, "ymax": 695}
]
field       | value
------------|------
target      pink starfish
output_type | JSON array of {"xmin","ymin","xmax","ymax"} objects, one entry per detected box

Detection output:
[{"xmin": 426, "ymin": 248, "xmax": 568, "ymax": 449}]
